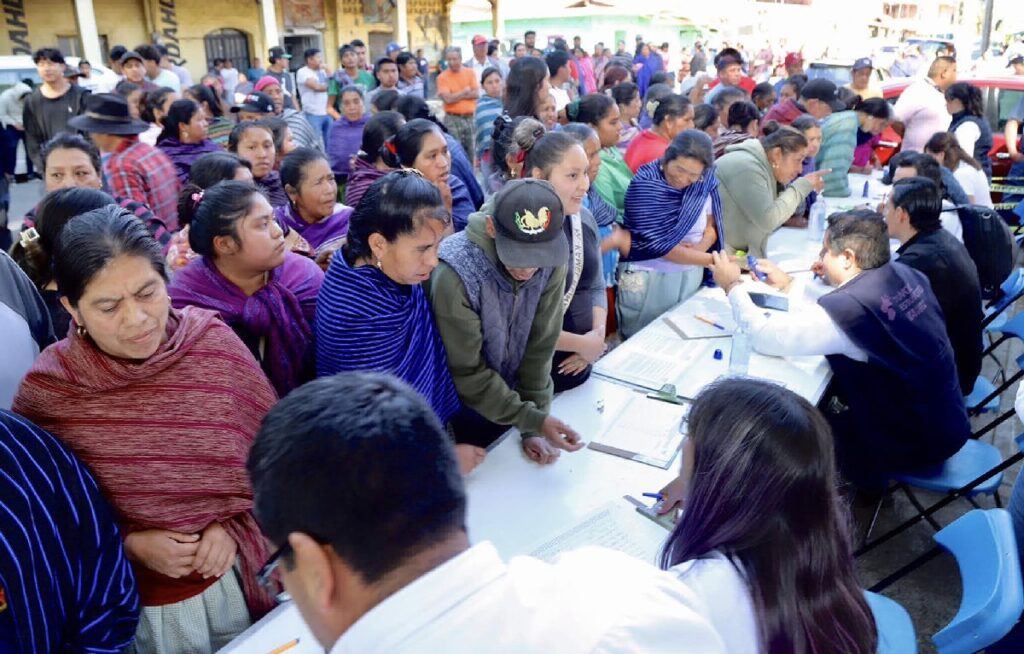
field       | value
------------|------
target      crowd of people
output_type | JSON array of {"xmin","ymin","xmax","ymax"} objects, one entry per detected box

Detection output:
[{"xmin": 0, "ymin": 30, "xmax": 1023, "ymax": 653}]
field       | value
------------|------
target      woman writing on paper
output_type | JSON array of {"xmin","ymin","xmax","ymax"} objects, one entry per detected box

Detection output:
[{"xmin": 658, "ymin": 378, "xmax": 877, "ymax": 653}]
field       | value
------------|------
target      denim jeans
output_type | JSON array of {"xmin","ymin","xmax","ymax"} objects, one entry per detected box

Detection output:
[{"xmin": 303, "ymin": 113, "xmax": 332, "ymax": 149}]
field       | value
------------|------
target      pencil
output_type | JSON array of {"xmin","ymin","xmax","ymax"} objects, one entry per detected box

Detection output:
[
  {"xmin": 266, "ymin": 639, "xmax": 300, "ymax": 654},
  {"xmin": 694, "ymin": 314, "xmax": 726, "ymax": 331}
]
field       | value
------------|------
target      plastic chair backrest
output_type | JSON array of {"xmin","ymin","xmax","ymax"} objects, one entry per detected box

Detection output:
[
  {"xmin": 932, "ymin": 509, "xmax": 1024, "ymax": 654},
  {"xmin": 865, "ymin": 591, "xmax": 917, "ymax": 654},
  {"xmin": 990, "ymin": 268, "xmax": 1024, "ymax": 316}
]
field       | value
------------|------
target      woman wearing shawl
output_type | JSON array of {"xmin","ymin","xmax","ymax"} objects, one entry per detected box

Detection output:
[
  {"xmin": 315, "ymin": 171, "xmax": 487, "ymax": 474},
  {"xmin": 14, "ymin": 206, "xmax": 277, "ymax": 653},
  {"xmin": 625, "ymin": 93, "xmax": 694, "ymax": 172},
  {"xmin": 345, "ymin": 110, "xmax": 405, "ymax": 208},
  {"xmin": 633, "ymin": 42, "xmax": 662, "ymax": 98},
  {"xmin": 170, "ymin": 180, "xmax": 323, "ymax": 397},
  {"xmin": 568, "ymin": 94, "xmax": 632, "ymax": 221},
  {"xmin": 155, "ymin": 99, "xmax": 223, "ymax": 184},
  {"xmin": 615, "ymin": 130, "xmax": 726, "ymax": 338},
  {"xmin": 229, "ymin": 120, "xmax": 288, "ymax": 207},
  {"xmin": 274, "ymin": 147, "xmax": 353, "ymax": 259}
]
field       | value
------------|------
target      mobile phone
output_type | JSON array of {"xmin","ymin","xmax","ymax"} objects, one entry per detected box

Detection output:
[{"xmin": 748, "ymin": 292, "xmax": 789, "ymax": 312}]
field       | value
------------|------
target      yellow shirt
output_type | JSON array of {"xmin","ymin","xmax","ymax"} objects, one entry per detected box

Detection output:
[{"xmin": 847, "ymin": 82, "xmax": 882, "ymax": 100}]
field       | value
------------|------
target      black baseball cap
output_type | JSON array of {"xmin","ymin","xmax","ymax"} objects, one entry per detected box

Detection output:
[
  {"xmin": 269, "ymin": 46, "xmax": 291, "ymax": 61},
  {"xmin": 800, "ymin": 78, "xmax": 845, "ymax": 112},
  {"xmin": 119, "ymin": 50, "xmax": 143, "ymax": 65},
  {"xmin": 231, "ymin": 92, "xmax": 275, "ymax": 114},
  {"xmin": 491, "ymin": 179, "xmax": 568, "ymax": 269},
  {"xmin": 852, "ymin": 57, "xmax": 873, "ymax": 71}
]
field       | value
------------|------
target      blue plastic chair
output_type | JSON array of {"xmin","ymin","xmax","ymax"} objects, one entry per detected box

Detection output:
[
  {"xmin": 895, "ymin": 439, "xmax": 1004, "ymax": 518},
  {"xmin": 982, "ymin": 267, "xmax": 1024, "ymax": 336},
  {"xmin": 965, "ymin": 376, "xmax": 1000, "ymax": 415},
  {"xmin": 866, "ymin": 591, "xmax": 917, "ymax": 654},
  {"xmin": 932, "ymin": 509, "xmax": 1024, "ymax": 654}
]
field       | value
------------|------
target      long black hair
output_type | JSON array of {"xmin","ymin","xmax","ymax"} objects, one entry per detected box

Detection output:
[
  {"xmin": 158, "ymin": 98, "xmax": 202, "ymax": 143},
  {"xmin": 944, "ymin": 82, "xmax": 984, "ymax": 118},
  {"xmin": 177, "ymin": 153, "xmax": 252, "ymax": 228},
  {"xmin": 524, "ymin": 131, "xmax": 583, "ymax": 178},
  {"xmin": 141, "ymin": 87, "xmax": 176, "ymax": 124},
  {"xmin": 490, "ymin": 115, "xmax": 545, "ymax": 179},
  {"xmin": 660, "ymin": 378, "xmax": 876, "ymax": 654},
  {"xmin": 343, "ymin": 170, "xmax": 450, "ymax": 264},
  {"xmin": 186, "ymin": 180, "xmax": 266, "ymax": 257},
  {"xmin": 53, "ymin": 204, "xmax": 167, "ymax": 306},
  {"xmin": 504, "ymin": 56, "xmax": 549, "ymax": 119},
  {"xmin": 357, "ymin": 111, "xmax": 405, "ymax": 164},
  {"xmin": 188, "ymin": 83, "xmax": 223, "ymax": 118},
  {"xmin": 12, "ymin": 187, "xmax": 114, "ymax": 289},
  {"xmin": 381, "ymin": 118, "xmax": 443, "ymax": 168},
  {"xmin": 610, "ymin": 82, "xmax": 639, "ymax": 109},
  {"xmin": 566, "ymin": 93, "xmax": 615, "ymax": 126}
]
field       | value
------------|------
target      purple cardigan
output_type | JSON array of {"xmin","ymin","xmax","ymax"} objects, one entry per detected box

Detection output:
[
  {"xmin": 327, "ymin": 115, "xmax": 368, "ymax": 178},
  {"xmin": 155, "ymin": 137, "xmax": 223, "ymax": 184}
]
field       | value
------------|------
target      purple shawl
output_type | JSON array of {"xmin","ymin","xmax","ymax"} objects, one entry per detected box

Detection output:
[
  {"xmin": 168, "ymin": 252, "xmax": 324, "ymax": 396},
  {"xmin": 156, "ymin": 137, "xmax": 223, "ymax": 184},
  {"xmin": 273, "ymin": 202, "xmax": 352, "ymax": 252},
  {"xmin": 327, "ymin": 116, "xmax": 368, "ymax": 177},
  {"xmin": 256, "ymin": 171, "xmax": 289, "ymax": 208},
  {"xmin": 345, "ymin": 157, "xmax": 389, "ymax": 209}
]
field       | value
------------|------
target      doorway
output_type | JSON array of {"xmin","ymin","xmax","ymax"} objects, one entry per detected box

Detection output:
[
  {"xmin": 204, "ymin": 28, "xmax": 251, "ymax": 72},
  {"xmin": 283, "ymin": 34, "xmax": 324, "ymax": 72}
]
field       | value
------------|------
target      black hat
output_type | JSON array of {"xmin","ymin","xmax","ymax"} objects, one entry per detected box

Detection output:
[
  {"xmin": 1009, "ymin": 55, "xmax": 1024, "ymax": 67},
  {"xmin": 268, "ymin": 46, "xmax": 291, "ymax": 61},
  {"xmin": 119, "ymin": 50, "xmax": 143, "ymax": 66},
  {"xmin": 67, "ymin": 94, "xmax": 150, "ymax": 135},
  {"xmin": 800, "ymin": 78, "xmax": 845, "ymax": 112},
  {"xmin": 231, "ymin": 92, "xmax": 275, "ymax": 114},
  {"xmin": 491, "ymin": 179, "xmax": 568, "ymax": 269},
  {"xmin": 852, "ymin": 57, "xmax": 873, "ymax": 72}
]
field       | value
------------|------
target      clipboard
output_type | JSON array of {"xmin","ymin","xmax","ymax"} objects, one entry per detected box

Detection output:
[
  {"xmin": 624, "ymin": 494, "xmax": 677, "ymax": 531},
  {"xmin": 587, "ymin": 392, "xmax": 689, "ymax": 469}
]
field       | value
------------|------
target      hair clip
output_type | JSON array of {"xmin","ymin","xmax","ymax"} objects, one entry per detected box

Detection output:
[
  {"xmin": 399, "ymin": 167, "xmax": 424, "ymax": 178},
  {"xmin": 19, "ymin": 226, "xmax": 39, "ymax": 246},
  {"xmin": 514, "ymin": 150, "xmax": 527, "ymax": 165},
  {"xmin": 384, "ymin": 139, "xmax": 398, "ymax": 155},
  {"xmin": 191, "ymin": 190, "xmax": 204, "ymax": 205}
]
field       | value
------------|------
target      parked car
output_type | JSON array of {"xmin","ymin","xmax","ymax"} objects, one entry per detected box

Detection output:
[
  {"xmin": 805, "ymin": 59, "xmax": 889, "ymax": 87},
  {"xmin": 874, "ymin": 76, "xmax": 1024, "ymax": 184},
  {"xmin": 0, "ymin": 55, "xmax": 118, "ymax": 94}
]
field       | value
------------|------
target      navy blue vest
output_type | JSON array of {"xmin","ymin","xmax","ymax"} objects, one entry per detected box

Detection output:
[
  {"xmin": 949, "ymin": 113, "xmax": 994, "ymax": 179},
  {"xmin": 818, "ymin": 262, "xmax": 970, "ymax": 472}
]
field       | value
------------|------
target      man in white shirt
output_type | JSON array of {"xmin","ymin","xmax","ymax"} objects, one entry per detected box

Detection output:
[
  {"xmin": 135, "ymin": 44, "xmax": 181, "ymax": 93},
  {"xmin": 892, "ymin": 56, "xmax": 956, "ymax": 153},
  {"xmin": 297, "ymin": 48, "xmax": 331, "ymax": 147},
  {"xmin": 545, "ymin": 50, "xmax": 573, "ymax": 116},
  {"xmin": 708, "ymin": 212, "xmax": 969, "ymax": 489},
  {"xmin": 247, "ymin": 372, "xmax": 725, "ymax": 654}
]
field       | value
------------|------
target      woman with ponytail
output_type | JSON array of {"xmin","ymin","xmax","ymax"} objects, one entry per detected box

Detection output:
[
  {"xmin": 344, "ymin": 111, "xmax": 405, "ymax": 208},
  {"xmin": 486, "ymin": 114, "xmax": 546, "ymax": 194},
  {"xmin": 625, "ymin": 93, "xmax": 694, "ymax": 172},
  {"xmin": 568, "ymin": 93, "xmax": 632, "ymax": 220},
  {"xmin": 169, "ymin": 180, "xmax": 323, "ymax": 396}
]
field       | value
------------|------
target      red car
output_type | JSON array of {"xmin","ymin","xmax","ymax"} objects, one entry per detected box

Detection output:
[{"xmin": 875, "ymin": 76, "xmax": 1024, "ymax": 181}]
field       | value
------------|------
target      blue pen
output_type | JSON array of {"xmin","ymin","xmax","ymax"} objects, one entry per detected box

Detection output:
[
  {"xmin": 643, "ymin": 492, "xmax": 664, "ymax": 500},
  {"xmin": 862, "ymin": 180, "xmax": 870, "ymax": 198},
  {"xmin": 747, "ymin": 255, "xmax": 768, "ymax": 281}
]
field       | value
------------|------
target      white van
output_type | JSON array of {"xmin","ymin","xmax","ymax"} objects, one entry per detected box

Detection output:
[{"xmin": 0, "ymin": 55, "xmax": 119, "ymax": 94}]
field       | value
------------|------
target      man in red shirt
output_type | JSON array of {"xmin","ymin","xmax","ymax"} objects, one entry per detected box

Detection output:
[
  {"xmin": 69, "ymin": 94, "xmax": 181, "ymax": 230},
  {"xmin": 705, "ymin": 48, "xmax": 756, "ymax": 100}
]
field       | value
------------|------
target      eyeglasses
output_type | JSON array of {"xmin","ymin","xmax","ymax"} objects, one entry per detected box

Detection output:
[{"xmin": 256, "ymin": 541, "xmax": 292, "ymax": 596}]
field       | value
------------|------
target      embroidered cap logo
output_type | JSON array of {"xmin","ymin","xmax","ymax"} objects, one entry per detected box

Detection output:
[{"xmin": 514, "ymin": 206, "xmax": 552, "ymax": 236}]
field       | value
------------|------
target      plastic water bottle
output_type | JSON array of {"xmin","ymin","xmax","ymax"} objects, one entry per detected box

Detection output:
[
  {"xmin": 807, "ymin": 196, "xmax": 827, "ymax": 242},
  {"xmin": 729, "ymin": 329, "xmax": 751, "ymax": 376}
]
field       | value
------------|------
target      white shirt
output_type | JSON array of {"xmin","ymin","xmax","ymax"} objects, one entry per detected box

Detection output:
[
  {"xmin": 330, "ymin": 542, "xmax": 725, "ymax": 654},
  {"xmin": 727, "ymin": 282, "xmax": 868, "ymax": 362},
  {"xmin": 892, "ymin": 79, "xmax": 951, "ymax": 153},
  {"xmin": 673, "ymin": 553, "xmax": 758, "ymax": 654},
  {"xmin": 550, "ymin": 86, "xmax": 571, "ymax": 114},
  {"xmin": 296, "ymin": 66, "xmax": 328, "ymax": 115},
  {"xmin": 952, "ymin": 161, "xmax": 993, "ymax": 209},
  {"xmin": 952, "ymin": 121, "xmax": 981, "ymax": 159},
  {"xmin": 149, "ymin": 68, "xmax": 181, "ymax": 93},
  {"xmin": 939, "ymin": 199, "xmax": 964, "ymax": 242}
]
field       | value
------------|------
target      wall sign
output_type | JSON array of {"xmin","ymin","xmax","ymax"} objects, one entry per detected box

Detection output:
[{"xmin": 3, "ymin": 0, "xmax": 31, "ymax": 55}]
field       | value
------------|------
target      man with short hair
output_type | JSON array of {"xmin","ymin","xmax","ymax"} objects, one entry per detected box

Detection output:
[
  {"xmin": 266, "ymin": 46, "xmax": 297, "ymax": 110},
  {"xmin": 772, "ymin": 52, "xmax": 803, "ymax": 97},
  {"xmin": 847, "ymin": 57, "xmax": 881, "ymax": 100},
  {"xmin": 705, "ymin": 47, "xmax": 756, "ymax": 101},
  {"xmin": 247, "ymin": 371, "xmax": 725, "ymax": 653},
  {"xmin": 366, "ymin": 57, "xmax": 401, "ymax": 107},
  {"xmin": 351, "ymin": 39, "xmax": 371, "ymax": 71},
  {"xmin": 883, "ymin": 177, "xmax": 982, "ymax": 394},
  {"xmin": 892, "ymin": 56, "xmax": 957, "ymax": 153},
  {"xmin": 119, "ymin": 50, "xmax": 157, "ymax": 92},
  {"xmin": 689, "ymin": 41, "xmax": 707, "ymax": 76},
  {"xmin": 466, "ymin": 34, "xmax": 502, "ymax": 82},
  {"xmin": 709, "ymin": 212, "xmax": 970, "ymax": 489},
  {"xmin": 1010, "ymin": 55, "xmax": 1024, "ymax": 76},
  {"xmin": 1004, "ymin": 70, "xmax": 1024, "ymax": 196},
  {"xmin": 76, "ymin": 60, "xmax": 101, "ymax": 92},
  {"xmin": 297, "ymin": 48, "xmax": 331, "ymax": 146},
  {"xmin": 436, "ymin": 46, "xmax": 479, "ymax": 159},
  {"xmin": 801, "ymin": 78, "xmax": 858, "ymax": 197},
  {"xmin": 68, "ymin": 93, "xmax": 180, "ymax": 229},
  {"xmin": 134, "ymin": 44, "xmax": 180, "ymax": 92},
  {"xmin": 396, "ymin": 52, "xmax": 424, "ymax": 97},
  {"xmin": 219, "ymin": 57, "xmax": 239, "ymax": 100},
  {"xmin": 24, "ymin": 48, "xmax": 89, "ymax": 172},
  {"xmin": 751, "ymin": 82, "xmax": 775, "ymax": 114},
  {"xmin": 158, "ymin": 44, "xmax": 193, "ymax": 89},
  {"xmin": 246, "ymin": 57, "xmax": 265, "ymax": 84},
  {"xmin": 545, "ymin": 50, "xmax": 573, "ymax": 115},
  {"xmin": 889, "ymin": 151, "xmax": 966, "ymax": 240},
  {"xmin": 524, "ymin": 30, "xmax": 538, "ymax": 56}
]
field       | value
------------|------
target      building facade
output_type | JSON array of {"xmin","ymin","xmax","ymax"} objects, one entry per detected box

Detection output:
[{"xmin": 2, "ymin": 0, "xmax": 454, "ymax": 78}]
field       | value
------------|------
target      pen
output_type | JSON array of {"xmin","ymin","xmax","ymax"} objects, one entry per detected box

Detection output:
[
  {"xmin": 746, "ymin": 254, "xmax": 768, "ymax": 281},
  {"xmin": 267, "ymin": 638, "xmax": 300, "ymax": 654},
  {"xmin": 694, "ymin": 314, "xmax": 726, "ymax": 331},
  {"xmin": 643, "ymin": 492, "xmax": 664, "ymax": 500}
]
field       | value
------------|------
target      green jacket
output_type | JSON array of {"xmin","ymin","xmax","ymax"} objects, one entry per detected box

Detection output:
[
  {"xmin": 428, "ymin": 211, "xmax": 567, "ymax": 437},
  {"xmin": 715, "ymin": 138, "xmax": 814, "ymax": 258}
]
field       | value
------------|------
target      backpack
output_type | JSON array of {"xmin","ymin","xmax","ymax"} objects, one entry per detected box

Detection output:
[{"xmin": 956, "ymin": 204, "xmax": 1017, "ymax": 300}]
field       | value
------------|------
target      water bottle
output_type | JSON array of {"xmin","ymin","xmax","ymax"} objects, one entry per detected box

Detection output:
[
  {"xmin": 807, "ymin": 196, "xmax": 827, "ymax": 242},
  {"xmin": 729, "ymin": 328, "xmax": 751, "ymax": 376}
]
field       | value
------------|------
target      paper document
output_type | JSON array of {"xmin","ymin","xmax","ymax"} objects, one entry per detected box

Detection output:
[
  {"xmin": 594, "ymin": 328, "xmax": 710, "ymax": 390},
  {"xmin": 665, "ymin": 295, "xmax": 737, "ymax": 338},
  {"xmin": 588, "ymin": 394, "xmax": 688, "ymax": 468},
  {"xmin": 529, "ymin": 500, "xmax": 668, "ymax": 565}
]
